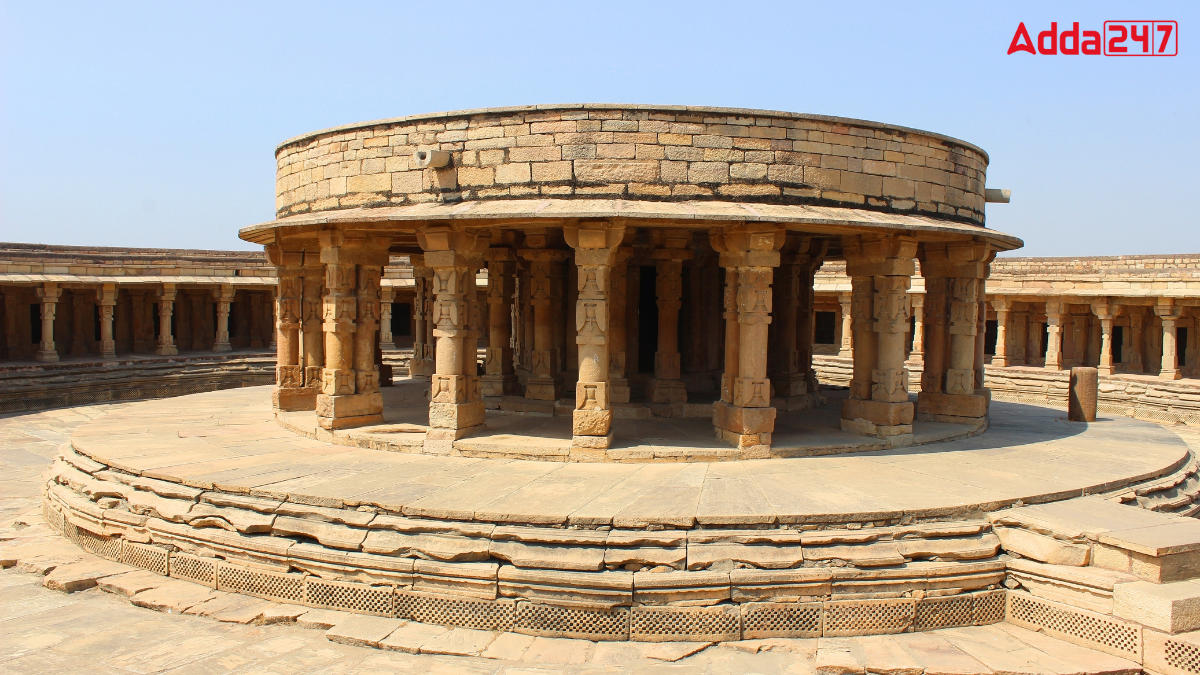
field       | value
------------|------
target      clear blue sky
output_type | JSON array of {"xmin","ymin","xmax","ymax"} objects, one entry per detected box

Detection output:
[{"xmin": 1, "ymin": 1, "xmax": 1196, "ymax": 256}]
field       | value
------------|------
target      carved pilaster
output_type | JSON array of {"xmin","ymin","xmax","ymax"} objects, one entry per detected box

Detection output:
[
  {"xmin": 1157, "ymin": 301, "xmax": 1183, "ymax": 380},
  {"xmin": 520, "ymin": 240, "xmax": 567, "ymax": 401},
  {"xmin": 648, "ymin": 230, "xmax": 691, "ymax": 405}
]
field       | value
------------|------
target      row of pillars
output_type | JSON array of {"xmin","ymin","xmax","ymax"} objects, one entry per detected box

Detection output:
[
  {"xmin": 27, "ymin": 281, "xmax": 242, "ymax": 363},
  {"xmin": 992, "ymin": 298, "xmax": 1189, "ymax": 380},
  {"xmin": 271, "ymin": 224, "xmax": 994, "ymax": 454}
]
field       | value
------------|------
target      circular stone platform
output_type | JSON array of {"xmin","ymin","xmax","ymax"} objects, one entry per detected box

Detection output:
[{"xmin": 44, "ymin": 386, "xmax": 1193, "ymax": 642}]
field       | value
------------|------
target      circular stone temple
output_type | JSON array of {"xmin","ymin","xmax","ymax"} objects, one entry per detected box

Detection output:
[{"xmin": 240, "ymin": 104, "xmax": 1021, "ymax": 458}]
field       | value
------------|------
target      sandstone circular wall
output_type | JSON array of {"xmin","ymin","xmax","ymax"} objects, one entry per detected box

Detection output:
[{"xmin": 274, "ymin": 105, "xmax": 989, "ymax": 226}]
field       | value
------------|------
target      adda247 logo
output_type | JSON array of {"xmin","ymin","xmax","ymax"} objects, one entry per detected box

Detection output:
[{"xmin": 1007, "ymin": 20, "xmax": 1178, "ymax": 56}]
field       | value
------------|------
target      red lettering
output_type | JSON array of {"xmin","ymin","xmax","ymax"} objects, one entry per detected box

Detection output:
[
  {"xmin": 1157, "ymin": 22, "xmax": 1174, "ymax": 54},
  {"xmin": 1108, "ymin": 24, "xmax": 1127, "ymax": 53},
  {"xmin": 1131, "ymin": 23, "xmax": 1150, "ymax": 54},
  {"xmin": 1038, "ymin": 21, "xmax": 1059, "ymax": 54},
  {"xmin": 1081, "ymin": 30, "xmax": 1101, "ymax": 54},
  {"xmin": 1007, "ymin": 22, "xmax": 1035, "ymax": 54},
  {"xmin": 1059, "ymin": 22, "xmax": 1080, "ymax": 54}
]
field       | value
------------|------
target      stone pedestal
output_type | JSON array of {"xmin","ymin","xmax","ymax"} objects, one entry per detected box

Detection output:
[
  {"xmin": 711, "ymin": 226, "xmax": 783, "ymax": 453},
  {"xmin": 96, "ymin": 284, "xmax": 117, "ymax": 359},
  {"xmin": 1068, "ymin": 366, "xmax": 1098, "ymax": 422},
  {"xmin": 154, "ymin": 284, "xmax": 178, "ymax": 356},
  {"xmin": 421, "ymin": 226, "xmax": 489, "ymax": 443},
  {"xmin": 840, "ymin": 235, "xmax": 917, "ymax": 441},
  {"xmin": 565, "ymin": 222, "xmax": 625, "ymax": 451}
]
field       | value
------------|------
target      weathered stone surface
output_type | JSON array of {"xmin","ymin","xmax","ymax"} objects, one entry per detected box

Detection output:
[
  {"xmin": 1114, "ymin": 579, "xmax": 1200, "ymax": 633},
  {"xmin": 271, "ymin": 515, "xmax": 366, "ymax": 550},
  {"xmin": 95, "ymin": 569, "xmax": 167, "ymax": 598},
  {"xmin": 185, "ymin": 502, "xmax": 275, "ymax": 533},
  {"xmin": 325, "ymin": 614, "xmax": 404, "ymax": 648},
  {"xmin": 130, "ymin": 578, "xmax": 219, "ymax": 612},
  {"xmin": 994, "ymin": 526, "xmax": 1091, "ymax": 566},
  {"xmin": 42, "ymin": 559, "xmax": 129, "ymax": 592}
]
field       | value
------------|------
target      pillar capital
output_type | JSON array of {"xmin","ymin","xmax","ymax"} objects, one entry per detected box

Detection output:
[
  {"xmin": 564, "ymin": 221, "xmax": 626, "ymax": 265},
  {"xmin": 1155, "ymin": 300, "xmax": 1183, "ymax": 321},
  {"xmin": 96, "ymin": 283, "xmax": 117, "ymax": 306},
  {"xmin": 844, "ymin": 235, "xmax": 917, "ymax": 277},
  {"xmin": 710, "ymin": 224, "xmax": 785, "ymax": 269},
  {"xmin": 991, "ymin": 295, "xmax": 1009, "ymax": 312},
  {"xmin": 919, "ymin": 240, "xmax": 993, "ymax": 279},
  {"xmin": 36, "ymin": 282, "xmax": 61, "ymax": 302},
  {"xmin": 1092, "ymin": 299, "xmax": 1113, "ymax": 321}
]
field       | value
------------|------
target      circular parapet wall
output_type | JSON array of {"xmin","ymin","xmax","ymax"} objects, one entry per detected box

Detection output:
[{"xmin": 273, "ymin": 104, "xmax": 989, "ymax": 226}]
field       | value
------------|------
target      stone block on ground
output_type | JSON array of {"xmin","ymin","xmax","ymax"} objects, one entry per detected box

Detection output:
[
  {"xmin": 130, "ymin": 577, "xmax": 219, "ymax": 613},
  {"xmin": 1113, "ymin": 579, "xmax": 1200, "ymax": 633},
  {"xmin": 41, "ymin": 559, "xmax": 130, "ymax": 592},
  {"xmin": 325, "ymin": 614, "xmax": 405, "ymax": 648}
]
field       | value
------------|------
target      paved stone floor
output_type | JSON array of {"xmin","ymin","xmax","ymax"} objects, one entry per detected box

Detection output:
[{"xmin": 1, "ymin": 397, "xmax": 1185, "ymax": 673}]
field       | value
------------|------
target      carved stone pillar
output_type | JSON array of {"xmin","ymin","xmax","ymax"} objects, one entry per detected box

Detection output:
[
  {"xmin": 565, "ymin": 222, "xmax": 625, "ymax": 451},
  {"xmin": 909, "ymin": 293, "xmax": 925, "ymax": 363},
  {"xmin": 409, "ymin": 258, "xmax": 434, "ymax": 378},
  {"xmin": 36, "ymin": 284, "xmax": 63, "ymax": 362},
  {"xmin": 315, "ymin": 231, "xmax": 386, "ymax": 430},
  {"xmin": 991, "ymin": 296, "xmax": 1010, "ymax": 367},
  {"xmin": 96, "ymin": 283, "xmax": 117, "ymax": 359},
  {"xmin": 1126, "ymin": 308, "xmax": 1144, "ymax": 373},
  {"xmin": 916, "ymin": 242, "xmax": 991, "ymax": 425},
  {"xmin": 711, "ymin": 225, "xmax": 784, "ymax": 454},
  {"xmin": 841, "ymin": 235, "xmax": 917, "ymax": 440},
  {"xmin": 300, "ymin": 257, "xmax": 324, "ymax": 403},
  {"xmin": 1044, "ymin": 300, "xmax": 1063, "ymax": 370},
  {"xmin": 267, "ymin": 247, "xmax": 306, "ymax": 410},
  {"xmin": 380, "ymin": 285, "xmax": 394, "ymax": 349},
  {"xmin": 773, "ymin": 238, "xmax": 826, "ymax": 407},
  {"xmin": 837, "ymin": 291, "xmax": 853, "ymax": 357},
  {"xmin": 608, "ymin": 247, "xmax": 632, "ymax": 404},
  {"xmin": 154, "ymin": 283, "xmax": 177, "ymax": 356},
  {"xmin": 420, "ymin": 226, "xmax": 490, "ymax": 441},
  {"xmin": 481, "ymin": 247, "xmax": 517, "ymax": 398},
  {"xmin": 521, "ymin": 237, "xmax": 566, "ymax": 401},
  {"xmin": 1095, "ymin": 301, "xmax": 1114, "ymax": 376},
  {"xmin": 1157, "ymin": 301, "xmax": 1182, "ymax": 380},
  {"xmin": 212, "ymin": 284, "xmax": 234, "ymax": 353},
  {"xmin": 649, "ymin": 230, "xmax": 691, "ymax": 404}
]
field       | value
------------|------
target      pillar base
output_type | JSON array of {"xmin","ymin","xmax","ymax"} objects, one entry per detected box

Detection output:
[
  {"xmin": 213, "ymin": 342, "xmax": 232, "ymax": 353},
  {"xmin": 1097, "ymin": 364, "xmax": 1114, "ymax": 376},
  {"xmin": 1160, "ymin": 370, "xmax": 1182, "ymax": 380},
  {"xmin": 991, "ymin": 356, "xmax": 1008, "ymax": 367},
  {"xmin": 648, "ymin": 378, "xmax": 687, "ymax": 404},
  {"xmin": 315, "ymin": 392, "xmax": 383, "ymax": 430},
  {"xmin": 916, "ymin": 390, "xmax": 989, "ymax": 423},
  {"xmin": 712, "ymin": 400, "xmax": 775, "ymax": 451},
  {"xmin": 155, "ymin": 345, "xmax": 178, "ymax": 356},
  {"xmin": 572, "ymin": 433, "xmax": 613, "ymax": 450},
  {"xmin": 428, "ymin": 400, "xmax": 485, "ymax": 439},
  {"xmin": 775, "ymin": 392, "xmax": 825, "ymax": 412},
  {"xmin": 408, "ymin": 358, "xmax": 434, "ymax": 378},
  {"xmin": 609, "ymin": 378, "xmax": 631, "ymax": 404},
  {"xmin": 525, "ymin": 377, "xmax": 558, "ymax": 401},
  {"xmin": 273, "ymin": 387, "xmax": 317, "ymax": 412},
  {"xmin": 481, "ymin": 374, "xmax": 518, "ymax": 397},
  {"xmin": 35, "ymin": 350, "xmax": 59, "ymax": 363},
  {"xmin": 841, "ymin": 398, "xmax": 914, "ymax": 440}
]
